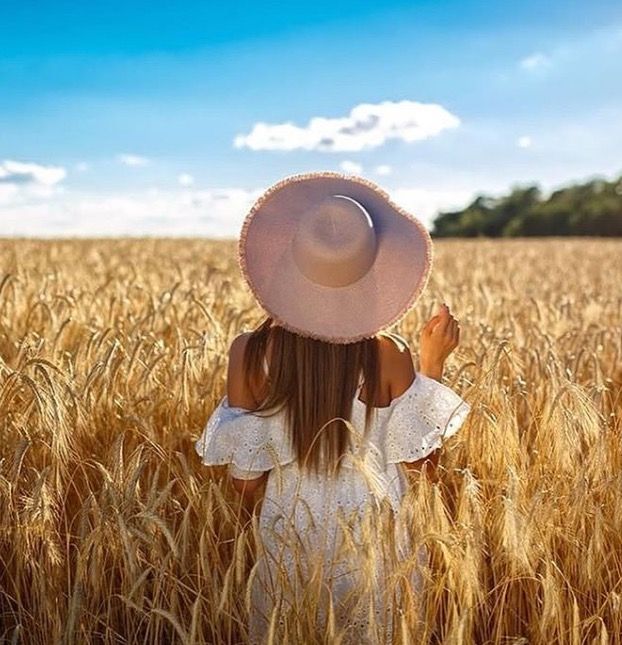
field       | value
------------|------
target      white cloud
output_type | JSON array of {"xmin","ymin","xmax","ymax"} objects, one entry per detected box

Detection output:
[
  {"xmin": 516, "ymin": 27, "xmax": 622, "ymax": 77},
  {"xmin": 178, "ymin": 173, "xmax": 195, "ymax": 186},
  {"xmin": 374, "ymin": 164, "xmax": 392, "ymax": 176},
  {"xmin": 0, "ymin": 159, "xmax": 67, "ymax": 204},
  {"xmin": 234, "ymin": 100, "xmax": 460, "ymax": 152},
  {"xmin": 0, "ymin": 180, "xmax": 473, "ymax": 237},
  {"xmin": 0, "ymin": 159, "xmax": 66, "ymax": 186},
  {"xmin": 519, "ymin": 52, "xmax": 551, "ymax": 71},
  {"xmin": 339, "ymin": 160, "xmax": 363, "ymax": 174},
  {"xmin": 0, "ymin": 187, "xmax": 262, "ymax": 237},
  {"xmin": 117, "ymin": 153, "xmax": 150, "ymax": 167},
  {"xmin": 517, "ymin": 135, "xmax": 532, "ymax": 149}
]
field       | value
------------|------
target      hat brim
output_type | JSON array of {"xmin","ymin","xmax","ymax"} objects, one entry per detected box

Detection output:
[{"xmin": 238, "ymin": 171, "xmax": 433, "ymax": 343}]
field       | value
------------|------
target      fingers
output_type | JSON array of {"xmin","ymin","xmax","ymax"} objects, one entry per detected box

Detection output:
[
  {"xmin": 423, "ymin": 304, "xmax": 461, "ymax": 347},
  {"xmin": 422, "ymin": 314, "xmax": 441, "ymax": 335},
  {"xmin": 448, "ymin": 318, "xmax": 459, "ymax": 346},
  {"xmin": 437, "ymin": 304, "xmax": 460, "ymax": 343},
  {"xmin": 436, "ymin": 304, "xmax": 451, "ymax": 334}
]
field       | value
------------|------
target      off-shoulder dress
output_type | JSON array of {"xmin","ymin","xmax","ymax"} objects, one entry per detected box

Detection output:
[{"xmin": 195, "ymin": 367, "xmax": 470, "ymax": 644}]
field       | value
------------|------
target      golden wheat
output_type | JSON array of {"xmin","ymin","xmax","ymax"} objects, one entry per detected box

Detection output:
[{"xmin": 0, "ymin": 237, "xmax": 621, "ymax": 644}]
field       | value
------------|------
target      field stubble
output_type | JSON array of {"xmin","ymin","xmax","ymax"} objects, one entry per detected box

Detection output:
[{"xmin": 0, "ymin": 238, "xmax": 621, "ymax": 644}]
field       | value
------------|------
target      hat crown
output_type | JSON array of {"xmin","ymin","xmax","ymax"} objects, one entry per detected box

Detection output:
[{"xmin": 292, "ymin": 194, "xmax": 377, "ymax": 288}]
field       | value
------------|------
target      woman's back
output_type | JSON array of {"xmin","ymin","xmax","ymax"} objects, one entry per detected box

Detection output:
[
  {"xmin": 195, "ymin": 326, "xmax": 470, "ymax": 643},
  {"xmin": 264, "ymin": 346, "xmax": 408, "ymax": 414}
]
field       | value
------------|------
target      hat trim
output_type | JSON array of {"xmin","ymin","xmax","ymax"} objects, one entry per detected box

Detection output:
[{"xmin": 238, "ymin": 171, "xmax": 434, "ymax": 344}]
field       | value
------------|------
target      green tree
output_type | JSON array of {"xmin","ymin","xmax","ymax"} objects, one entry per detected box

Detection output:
[{"xmin": 432, "ymin": 174, "xmax": 622, "ymax": 237}]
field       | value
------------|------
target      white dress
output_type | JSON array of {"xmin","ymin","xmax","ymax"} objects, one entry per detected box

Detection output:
[{"xmin": 195, "ymin": 370, "xmax": 470, "ymax": 644}]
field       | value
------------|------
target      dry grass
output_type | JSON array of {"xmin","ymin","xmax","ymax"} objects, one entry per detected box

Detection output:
[{"xmin": 0, "ymin": 237, "xmax": 621, "ymax": 644}]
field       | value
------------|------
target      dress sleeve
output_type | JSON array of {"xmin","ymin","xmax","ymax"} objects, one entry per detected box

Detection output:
[
  {"xmin": 194, "ymin": 397, "xmax": 295, "ymax": 477},
  {"xmin": 383, "ymin": 373, "xmax": 470, "ymax": 464}
]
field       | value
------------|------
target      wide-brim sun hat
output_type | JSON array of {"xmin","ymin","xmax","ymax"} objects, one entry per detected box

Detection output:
[{"xmin": 238, "ymin": 171, "xmax": 433, "ymax": 344}]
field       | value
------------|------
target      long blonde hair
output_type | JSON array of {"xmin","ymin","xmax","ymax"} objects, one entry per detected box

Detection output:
[{"xmin": 243, "ymin": 317, "xmax": 380, "ymax": 476}]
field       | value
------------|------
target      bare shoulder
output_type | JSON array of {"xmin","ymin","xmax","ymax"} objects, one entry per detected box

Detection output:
[
  {"xmin": 377, "ymin": 332, "xmax": 415, "ymax": 398},
  {"xmin": 378, "ymin": 331, "xmax": 410, "ymax": 353},
  {"xmin": 226, "ymin": 332, "xmax": 256, "ymax": 408},
  {"xmin": 229, "ymin": 331, "xmax": 252, "ymax": 361},
  {"xmin": 230, "ymin": 331, "xmax": 251, "ymax": 351},
  {"xmin": 227, "ymin": 332, "xmax": 253, "ymax": 378},
  {"xmin": 377, "ymin": 332, "xmax": 412, "ymax": 366}
]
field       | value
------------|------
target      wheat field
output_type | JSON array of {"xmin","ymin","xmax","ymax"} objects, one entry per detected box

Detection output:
[{"xmin": 0, "ymin": 237, "xmax": 621, "ymax": 645}]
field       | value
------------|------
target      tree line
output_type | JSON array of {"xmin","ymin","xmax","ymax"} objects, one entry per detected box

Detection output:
[{"xmin": 432, "ymin": 174, "xmax": 622, "ymax": 237}]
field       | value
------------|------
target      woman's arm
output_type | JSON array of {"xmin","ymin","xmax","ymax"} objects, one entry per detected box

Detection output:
[
  {"xmin": 226, "ymin": 333, "xmax": 271, "ymax": 517},
  {"xmin": 401, "ymin": 303, "xmax": 461, "ymax": 479}
]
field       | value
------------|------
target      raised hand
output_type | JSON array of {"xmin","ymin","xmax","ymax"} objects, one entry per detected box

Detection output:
[{"xmin": 419, "ymin": 303, "xmax": 460, "ymax": 380}]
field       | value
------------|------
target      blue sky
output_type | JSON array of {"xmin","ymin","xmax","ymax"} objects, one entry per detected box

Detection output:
[{"xmin": 1, "ymin": 0, "xmax": 621, "ymax": 236}]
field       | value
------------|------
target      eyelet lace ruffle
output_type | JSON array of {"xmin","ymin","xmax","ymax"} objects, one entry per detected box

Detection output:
[
  {"xmin": 381, "ymin": 372, "xmax": 470, "ymax": 463},
  {"xmin": 195, "ymin": 373, "xmax": 470, "ymax": 477},
  {"xmin": 194, "ymin": 399, "xmax": 295, "ymax": 478}
]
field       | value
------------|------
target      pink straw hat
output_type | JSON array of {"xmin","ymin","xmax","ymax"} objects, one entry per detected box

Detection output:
[{"xmin": 238, "ymin": 171, "xmax": 433, "ymax": 344}]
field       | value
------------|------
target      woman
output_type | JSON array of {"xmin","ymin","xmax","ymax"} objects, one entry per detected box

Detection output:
[{"xmin": 195, "ymin": 172, "xmax": 471, "ymax": 643}]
